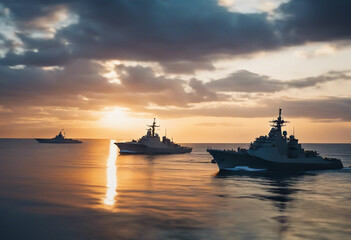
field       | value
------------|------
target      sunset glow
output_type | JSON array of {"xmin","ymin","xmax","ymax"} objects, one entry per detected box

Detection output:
[
  {"xmin": 1, "ymin": 1, "xmax": 351, "ymax": 239},
  {"xmin": 99, "ymin": 108, "xmax": 129, "ymax": 128},
  {"xmin": 0, "ymin": 0, "xmax": 350, "ymax": 142}
]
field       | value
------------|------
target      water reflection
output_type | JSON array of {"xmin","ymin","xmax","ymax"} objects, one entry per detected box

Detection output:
[
  {"xmin": 216, "ymin": 170, "xmax": 307, "ymax": 208},
  {"xmin": 0, "ymin": 141, "xmax": 350, "ymax": 239},
  {"xmin": 216, "ymin": 170, "xmax": 310, "ymax": 237},
  {"xmin": 103, "ymin": 140, "xmax": 118, "ymax": 206}
]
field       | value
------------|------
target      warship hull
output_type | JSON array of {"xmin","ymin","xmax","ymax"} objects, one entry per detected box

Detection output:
[
  {"xmin": 116, "ymin": 142, "xmax": 192, "ymax": 155},
  {"xmin": 208, "ymin": 149, "xmax": 343, "ymax": 171},
  {"xmin": 35, "ymin": 139, "xmax": 82, "ymax": 144}
]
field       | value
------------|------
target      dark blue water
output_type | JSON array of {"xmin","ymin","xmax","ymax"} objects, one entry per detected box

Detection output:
[{"xmin": 0, "ymin": 139, "xmax": 351, "ymax": 240}]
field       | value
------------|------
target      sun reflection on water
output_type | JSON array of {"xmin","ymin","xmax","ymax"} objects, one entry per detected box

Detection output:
[{"xmin": 103, "ymin": 139, "xmax": 118, "ymax": 206}]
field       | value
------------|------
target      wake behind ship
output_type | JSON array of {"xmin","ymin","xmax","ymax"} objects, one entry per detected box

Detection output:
[
  {"xmin": 36, "ymin": 129, "xmax": 82, "ymax": 144},
  {"xmin": 115, "ymin": 119, "xmax": 192, "ymax": 154},
  {"xmin": 208, "ymin": 109, "xmax": 343, "ymax": 171}
]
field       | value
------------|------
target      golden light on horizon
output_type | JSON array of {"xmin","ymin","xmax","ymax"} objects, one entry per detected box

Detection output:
[
  {"xmin": 103, "ymin": 139, "xmax": 118, "ymax": 206},
  {"xmin": 99, "ymin": 107, "xmax": 129, "ymax": 128}
]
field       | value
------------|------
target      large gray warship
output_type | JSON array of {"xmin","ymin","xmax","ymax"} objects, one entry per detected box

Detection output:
[
  {"xmin": 36, "ymin": 129, "xmax": 82, "ymax": 144},
  {"xmin": 208, "ymin": 109, "xmax": 343, "ymax": 171},
  {"xmin": 115, "ymin": 119, "xmax": 192, "ymax": 154}
]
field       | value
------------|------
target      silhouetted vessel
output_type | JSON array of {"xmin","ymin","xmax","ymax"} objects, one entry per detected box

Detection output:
[
  {"xmin": 208, "ymin": 109, "xmax": 343, "ymax": 171},
  {"xmin": 36, "ymin": 129, "xmax": 82, "ymax": 144},
  {"xmin": 115, "ymin": 119, "xmax": 192, "ymax": 154}
]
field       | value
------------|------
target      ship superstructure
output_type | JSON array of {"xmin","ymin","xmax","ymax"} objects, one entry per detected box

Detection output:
[
  {"xmin": 36, "ymin": 129, "xmax": 82, "ymax": 144},
  {"xmin": 208, "ymin": 109, "xmax": 343, "ymax": 171},
  {"xmin": 115, "ymin": 119, "xmax": 192, "ymax": 154}
]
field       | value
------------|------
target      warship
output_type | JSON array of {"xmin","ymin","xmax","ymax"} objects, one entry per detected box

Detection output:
[
  {"xmin": 208, "ymin": 109, "xmax": 343, "ymax": 171},
  {"xmin": 35, "ymin": 129, "xmax": 82, "ymax": 143},
  {"xmin": 115, "ymin": 119, "xmax": 192, "ymax": 154}
]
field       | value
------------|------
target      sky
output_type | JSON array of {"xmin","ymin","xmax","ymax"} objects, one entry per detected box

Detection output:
[{"xmin": 0, "ymin": 0, "xmax": 351, "ymax": 142}]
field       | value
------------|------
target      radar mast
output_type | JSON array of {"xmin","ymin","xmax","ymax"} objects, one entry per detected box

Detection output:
[
  {"xmin": 270, "ymin": 108, "xmax": 288, "ymax": 131},
  {"xmin": 147, "ymin": 118, "xmax": 160, "ymax": 137}
]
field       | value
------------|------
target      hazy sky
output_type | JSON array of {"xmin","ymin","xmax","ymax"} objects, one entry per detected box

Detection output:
[{"xmin": 0, "ymin": 0, "xmax": 350, "ymax": 142}]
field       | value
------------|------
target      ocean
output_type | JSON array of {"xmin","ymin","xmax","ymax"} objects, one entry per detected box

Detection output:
[{"xmin": 0, "ymin": 139, "xmax": 351, "ymax": 240}]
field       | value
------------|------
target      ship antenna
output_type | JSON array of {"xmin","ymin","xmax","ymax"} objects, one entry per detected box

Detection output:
[
  {"xmin": 270, "ymin": 108, "xmax": 287, "ymax": 128},
  {"xmin": 147, "ymin": 118, "xmax": 160, "ymax": 137},
  {"xmin": 293, "ymin": 125, "xmax": 295, "ymax": 136}
]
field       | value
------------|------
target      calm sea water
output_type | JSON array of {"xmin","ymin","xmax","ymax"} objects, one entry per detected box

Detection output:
[{"xmin": 0, "ymin": 139, "xmax": 351, "ymax": 240}]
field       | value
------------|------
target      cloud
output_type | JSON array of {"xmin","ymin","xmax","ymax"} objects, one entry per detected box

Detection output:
[
  {"xmin": 0, "ymin": 58, "xmax": 349, "ymax": 125},
  {"xmin": 116, "ymin": 64, "xmax": 224, "ymax": 105},
  {"xmin": 116, "ymin": 64, "xmax": 186, "ymax": 93},
  {"xmin": 277, "ymin": 0, "xmax": 351, "ymax": 44},
  {"xmin": 206, "ymin": 70, "xmax": 351, "ymax": 92},
  {"xmin": 0, "ymin": 61, "xmax": 224, "ymax": 115},
  {"xmin": 0, "ymin": 0, "xmax": 279, "ymax": 66},
  {"xmin": 0, "ymin": 0, "xmax": 351, "ymax": 129},
  {"xmin": 16, "ymin": 5, "xmax": 71, "ymax": 34},
  {"xmin": 0, "ymin": 61, "xmax": 230, "ymax": 129},
  {"xmin": 160, "ymin": 61, "xmax": 215, "ymax": 74},
  {"xmin": 295, "ymin": 44, "xmax": 337, "ymax": 58},
  {"xmin": 0, "ymin": 34, "xmax": 20, "ymax": 54},
  {"xmin": 0, "ymin": 0, "xmax": 349, "ymax": 69},
  {"xmin": 144, "ymin": 97, "xmax": 351, "ymax": 121},
  {"xmin": 0, "ymin": 59, "xmax": 350, "ymax": 131},
  {"xmin": 0, "ymin": 60, "xmax": 118, "ymax": 110},
  {"xmin": 207, "ymin": 70, "xmax": 283, "ymax": 92}
]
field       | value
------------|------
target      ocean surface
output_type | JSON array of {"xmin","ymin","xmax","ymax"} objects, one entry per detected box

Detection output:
[{"xmin": 0, "ymin": 139, "xmax": 351, "ymax": 240}]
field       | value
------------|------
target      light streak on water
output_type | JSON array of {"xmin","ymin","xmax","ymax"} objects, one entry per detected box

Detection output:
[{"xmin": 103, "ymin": 139, "xmax": 118, "ymax": 206}]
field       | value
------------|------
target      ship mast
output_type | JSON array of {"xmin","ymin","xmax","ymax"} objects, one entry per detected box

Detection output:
[
  {"xmin": 270, "ymin": 108, "xmax": 288, "ymax": 131},
  {"xmin": 147, "ymin": 118, "xmax": 159, "ymax": 137}
]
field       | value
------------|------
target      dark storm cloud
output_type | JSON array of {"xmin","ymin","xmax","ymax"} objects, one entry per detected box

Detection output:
[
  {"xmin": 277, "ymin": 0, "xmax": 351, "ymax": 45},
  {"xmin": 0, "ymin": 0, "xmax": 65, "ymax": 23},
  {"xmin": 0, "ymin": 0, "xmax": 350, "ymax": 67},
  {"xmin": 206, "ymin": 70, "xmax": 351, "ymax": 93},
  {"xmin": 1, "ymin": 48, "xmax": 72, "ymax": 67},
  {"xmin": 0, "ymin": 34, "xmax": 19, "ymax": 52},
  {"xmin": 0, "ymin": 0, "xmax": 279, "ymax": 66}
]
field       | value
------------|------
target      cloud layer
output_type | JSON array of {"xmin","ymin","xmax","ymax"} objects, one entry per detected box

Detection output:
[
  {"xmin": 1, "ymin": 60, "xmax": 350, "ymax": 123},
  {"xmin": 1, "ymin": 0, "xmax": 351, "ymax": 68},
  {"xmin": 207, "ymin": 70, "xmax": 351, "ymax": 92},
  {"xmin": 0, "ymin": 0, "xmax": 351, "ymax": 131}
]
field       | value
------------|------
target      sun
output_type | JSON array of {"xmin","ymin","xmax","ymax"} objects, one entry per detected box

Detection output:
[{"xmin": 99, "ymin": 107, "xmax": 129, "ymax": 128}]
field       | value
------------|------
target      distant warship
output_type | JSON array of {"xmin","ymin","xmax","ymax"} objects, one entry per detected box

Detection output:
[
  {"xmin": 208, "ymin": 109, "xmax": 343, "ymax": 171},
  {"xmin": 115, "ymin": 119, "xmax": 192, "ymax": 154},
  {"xmin": 36, "ymin": 129, "xmax": 82, "ymax": 144}
]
